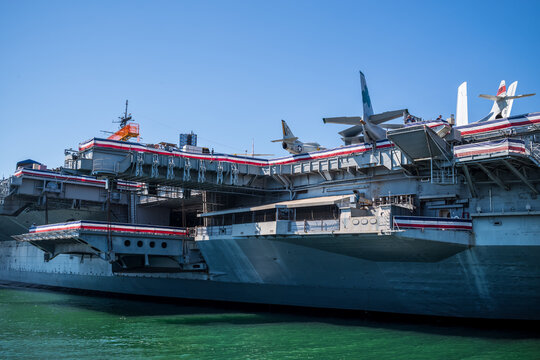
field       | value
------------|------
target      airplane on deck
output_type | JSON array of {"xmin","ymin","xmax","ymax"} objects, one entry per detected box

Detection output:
[
  {"xmin": 323, "ymin": 71, "xmax": 408, "ymax": 144},
  {"xmin": 478, "ymin": 80, "xmax": 535, "ymax": 122},
  {"xmin": 271, "ymin": 119, "xmax": 325, "ymax": 155},
  {"xmin": 455, "ymin": 80, "xmax": 536, "ymax": 125}
]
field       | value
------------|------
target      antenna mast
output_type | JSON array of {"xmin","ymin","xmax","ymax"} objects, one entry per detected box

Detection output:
[{"xmin": 115, "ymin": 99, "xmax": 133, "ymax": 129}]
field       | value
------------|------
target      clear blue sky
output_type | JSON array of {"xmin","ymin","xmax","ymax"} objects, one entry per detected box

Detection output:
[{"xmin": 1, "ymin": 0, "xmax": 539, "ymax": 176}]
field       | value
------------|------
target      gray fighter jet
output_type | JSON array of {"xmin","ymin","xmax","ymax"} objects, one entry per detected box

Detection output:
[{"xmin": 323, "ymin": 71, "xmax": 408, "ymax": 144}]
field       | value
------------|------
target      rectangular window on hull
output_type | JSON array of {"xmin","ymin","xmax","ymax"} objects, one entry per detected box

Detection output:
[
  {"xmin": 254, "ymin": 209, "xmax": 276, "ymax": 223},
  {"xmin": 206, "ymin": 205, "xmax": 340, "ymax": 226},
  {"xmin": 295, "ymin": 205, "xmax": 338, "ymax": 221}
]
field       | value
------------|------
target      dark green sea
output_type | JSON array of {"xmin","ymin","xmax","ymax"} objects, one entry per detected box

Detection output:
[{"xmin": 0, "ymin": 286, "xmax": 539, "ymax": 359}]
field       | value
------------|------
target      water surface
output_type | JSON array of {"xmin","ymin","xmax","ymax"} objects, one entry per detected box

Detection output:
[{"xmin": 1, "ymin": 286, "xmax": 538, "ymax": 359}]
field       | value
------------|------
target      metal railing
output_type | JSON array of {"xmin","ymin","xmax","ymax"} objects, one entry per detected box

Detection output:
[
  {"xmin": 0, "ymin": 178, "xmax": 10, "ymax": 196},
  {"xmin": 289, "ymin": 220, "xmax": 340, "ymax": 233},
  {"xmin": 0, "ymin": 178, "xmax": 9, "ymax": 205},
  {"xmin": 197, "ymin": 219, "xmax": 341, "ymax": 237},
  {"xmin": 197, "ymin": 226, "xmax": 233, "ymax": 236},
  {"xmin": 530, "ymin": 143, "xmax": 540, "ymax": 164},
  {"xmin": 431, "ymin": 166, "xmax": 456, "ymax": 184}
]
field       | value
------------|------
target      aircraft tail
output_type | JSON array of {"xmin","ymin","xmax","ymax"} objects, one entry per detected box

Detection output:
[
  {"xmin": 271, "ymin": 119, "xmax": 299, "ymax": 142},
  {"xmin": 456, "ymin": 82, "xmax": 468, "ymax": 126},
  {"xmin": 359, "ymin": 71, "xmax": 374, "ymax": 119},
  {"xmin": 496, "ymin": 80, "xmax": 507, "ymax": 96},
  {"xmin": 489, "ymin": 80, "xmax": 506, "ymax": 115},
  {"xmin": 502, "ymin": 81, "xmax": 517, "ymax": 118},
  {"xmin": 281, "ymin": 119, "xmax": 295, "ymax": 138}
]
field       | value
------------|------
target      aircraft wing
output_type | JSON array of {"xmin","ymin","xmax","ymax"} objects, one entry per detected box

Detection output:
[
  {"xmin": 341, "ymin": 135, "xmax": 365, "ymax": 145},
  {"xmin": 479, "ymin": 94, "xmax": 499, "ymax": 101},
  {"xmin": 380, "ymin": 123, "xmax": 403, "ymax": 129},
  {"xmin": 505, "ymin": 93, "xmax": 536, "ymax": 100},
  {"xmin": 322, "ymin": 116, "xmax": 362, "ymax": 125},
  {"xmin": 271, "ymin": 137, "xmax": 298, "ymax": 143},
  {"xmin": 338, "ymin": 125, "xmax": 364, "ymax": 137},
  {"xmin": 368, "ymin": 109, "xmax": 408, "ymax": 125}
]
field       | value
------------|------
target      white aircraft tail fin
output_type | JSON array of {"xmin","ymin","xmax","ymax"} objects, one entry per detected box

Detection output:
[
  {"xmin": 507, "ymin": 81, "xmax": 517, "ymax": 97},
  {"xmin": 489, "ymin": 80, "xmax": 506, "ymax": 115},
  {"xmin": 456, "ymin": 82, "xmax": 468, "ymax": 126},
  {"xmin": 497, "ymin": 80, "xmax": 506, "ymax": 96},
  {"xmin": 475, "ymin": 79, "xmax": 535, "ymax": 123},
  {"xmin": 359, "ymin": 71, "xmax": 374, "ymax": 119},
  {"xmin": 496, "ymin": 80, "xmax": 507, "ymax": 97},
  {"xmin": 502, "ymin": 81, "xmax": 517, "ymax": 118}
]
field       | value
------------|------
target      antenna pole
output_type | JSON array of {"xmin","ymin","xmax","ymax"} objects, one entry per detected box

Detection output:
[{"xmin": 124, "ymin": 100, "xmax": 128, "ymax": 119}]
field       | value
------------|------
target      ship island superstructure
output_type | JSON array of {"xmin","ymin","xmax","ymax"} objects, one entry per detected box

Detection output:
[{"xmin": 1, "ymin": 104, "xmax": 539, "ymax": 320}]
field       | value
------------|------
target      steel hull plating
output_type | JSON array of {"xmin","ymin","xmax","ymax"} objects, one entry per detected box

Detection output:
[{"xmin": 1, "ymin": 224, "xmax": 539, "ymax": 320}]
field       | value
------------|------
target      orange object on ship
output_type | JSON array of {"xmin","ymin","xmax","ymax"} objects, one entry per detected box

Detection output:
[{"xmin": 108, "ymin": 123, "xmax": 140, "ymax": 141}]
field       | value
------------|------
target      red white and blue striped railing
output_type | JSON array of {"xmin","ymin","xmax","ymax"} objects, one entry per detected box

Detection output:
[
  {"xmin": 402, "ymin": 119, "xmax": 451, "ymax": 130},
  {"xmin": 401, "ymin": 112, "xmax": 540, "ymax": 137},
  {"xmin": 393, "ymin": 216, "xmax": 472, "ymax": 231},
  {"xmin": 76, "ymin": 113, "xmax": 540, "ymax": 168},
  {"xmin": 453, "ymin": 138, "xmax": 527, "ymax": 159},
  {"xmin": 456, "ymin": 112, "xmax": 540, "ymax": 137},
  {"xmin": 13, "ymin": 168, "xmax": 143, "ymax": 189},
  {"xmin": 79, "ymin": 138, "xmax": 394, "ymax": 167},
  {"xmin": 28, "ymin": 221, "xmax": 188, "ymax": 236}
]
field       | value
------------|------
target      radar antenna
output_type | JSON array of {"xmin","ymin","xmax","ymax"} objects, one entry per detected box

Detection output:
[
  {"xmin": 105, "ymin": 100, "xmax": 140, "ymax": 142},
  {"xmin": 113, "ymin": 100, "xmax": 133, "ymax": 129}
]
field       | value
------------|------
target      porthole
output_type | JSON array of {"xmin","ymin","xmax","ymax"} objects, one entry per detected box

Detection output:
[
  {"xmin": 161, "ymin": 242, "xmax": 167, "ymax": 249},
  {"xmin": 352, "ymin": 219, "xmax": 360, "ymax": 225},
  {"xmin": 361, "ymin": 219, "xmax": 368, "ymax": 225},
  {"xmin": 124, "ymin": 240, "xmax": 131, "ymax": 247},
  {"xmin": 370, "ymin": 218, "xmax": 377, "ymax": 224},
  {"xmin": 137, "ymin": 240, "xmax": 143, "ymax": 247},
  {"xmin": 149, "ymin": 241, "xmax": 155, "ymax": 248}
]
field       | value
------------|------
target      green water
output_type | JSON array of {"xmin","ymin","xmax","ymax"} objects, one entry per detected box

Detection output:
[{"xmin": 0, "ymin": 286, "xmax": 538, "ymax": 359}]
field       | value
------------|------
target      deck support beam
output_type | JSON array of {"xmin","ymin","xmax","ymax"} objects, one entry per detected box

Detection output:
[
  {"xmin": 462, "ymin": 165, "xmax": 477, "ymax": 198},
  {"xmin": 476, "ymin": 163, "xmax": 509, "ymax": 191},
  {"xmin": 502, "ymin": 160, "xmax": 538, "ymax": 194}
]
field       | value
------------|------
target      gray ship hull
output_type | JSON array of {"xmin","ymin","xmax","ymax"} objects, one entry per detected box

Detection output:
[
  {"xmin": 2, "ymin": 117, "xmax": 540, "ymax": 320},
  {"xmin": 1, "ymin": 223, "xmax": 538, "ymax": 320}
]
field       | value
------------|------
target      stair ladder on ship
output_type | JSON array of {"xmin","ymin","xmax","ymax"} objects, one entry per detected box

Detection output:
[{"xmin": 529, "ymin": 142, "xmax": 540, "ymax": 167}]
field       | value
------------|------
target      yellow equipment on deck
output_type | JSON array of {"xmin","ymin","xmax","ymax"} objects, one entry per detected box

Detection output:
[{"xmin": 107, "ymin": 123, "xmax": 140, "ymax": 141}]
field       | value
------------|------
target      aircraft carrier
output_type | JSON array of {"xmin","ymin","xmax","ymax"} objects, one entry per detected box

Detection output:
[{"xmin": 1, "ymin": 76, "xmax": 539, "ymax": 320}]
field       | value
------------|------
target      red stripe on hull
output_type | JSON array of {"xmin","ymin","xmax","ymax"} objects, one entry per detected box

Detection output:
[
  {"xmin": 31, "ymin": 224, "xmax": 187, "ymax": 236},
  {"xmin": 394, "ymin": 223, "xmax": 472, "ymax": 230}
]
